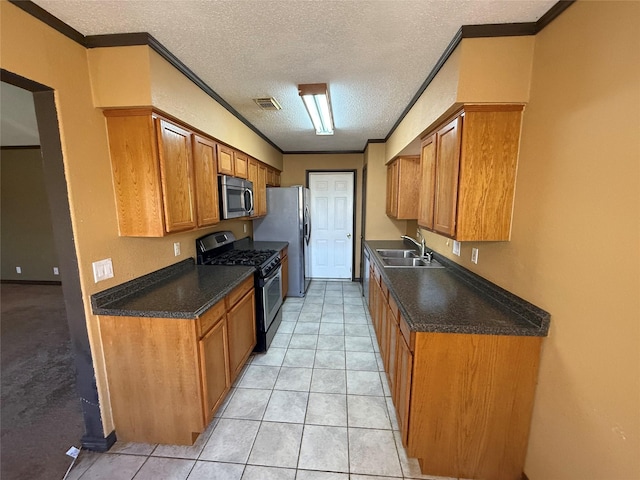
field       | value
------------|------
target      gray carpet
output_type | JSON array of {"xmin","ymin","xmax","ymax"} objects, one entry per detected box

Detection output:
[{"xmin": 1, "ymin": 283, "xmax": 84, "ymax": 480}]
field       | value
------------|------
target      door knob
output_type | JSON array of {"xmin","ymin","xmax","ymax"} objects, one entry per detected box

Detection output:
[{"xmin": 347, "ymin": 233, "xmax": 351, "ymax": 238}]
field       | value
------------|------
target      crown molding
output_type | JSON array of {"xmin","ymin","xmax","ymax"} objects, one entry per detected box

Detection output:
[{"xmin": 8, "ymin": 0, "xmax": 575, "ymax": 155}]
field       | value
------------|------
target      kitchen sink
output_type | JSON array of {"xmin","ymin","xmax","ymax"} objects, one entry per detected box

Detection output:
[
  {"xmin": 381, "ymin": 257, "xmax": 445, "ymax": 268},
  {"xmin": 376, "ymin": 249, "xmax": 418, "ymax": 258}
]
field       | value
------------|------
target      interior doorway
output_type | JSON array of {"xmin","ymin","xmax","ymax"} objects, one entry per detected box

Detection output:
[
  {"xmin": 307, "ymin": 171, "xmax": 356, "ymax": 279},
  {"xmin": 1, "ymin": 70, "xmax": 109, "ymax": 456}
]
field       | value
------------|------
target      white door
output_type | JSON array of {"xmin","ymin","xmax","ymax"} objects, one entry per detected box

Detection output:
[{"xmin": 309, "ymin": 172, "xmax": 354, "ymax": 279}]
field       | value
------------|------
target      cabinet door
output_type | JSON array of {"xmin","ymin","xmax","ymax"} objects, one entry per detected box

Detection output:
[
  {"xmin": 193, "ymin": 134, "xmax": 220, "ymax": 227},
  {"xmin": 396, "ymin": 331, "xmax": 413, "ymax": 447},
  {"xmin": 234, "ymin": 152, "xmax": 248, "ymax": 179},
  {"xmin": 247, "ymin": 159, "xmax": 259, "ymax": 218},
  {"xmin": 105, "ymin": 111, "xmax": 165, "ymax": 237},
  {"xmin": 396, "ymin": 156, "xmax": 420, "ymax": 219},
  {"xmin": 281, "ymin": 251, "xmax": 289, "ymax": 299},
  {"xmin": 418, "ymin": 134, "xmax": 437, "ymax": 229},
  {"xmin": 274, "ymin": 170, "xmax": 281, "ymax": 187},
  {"xmin": 257, "ymin": 163, "xmax": 267, "ymax": 216},
  {"xmin": 217, "ymin": 144, "xmax": 234, "ymax": 176},
  {"xmin": 433, "ymin": 116, "xmax": 462, "ymax": 237},
  {"xmin": 266, "ymin": 168, "xmax": 275, "ymax": 186},
  {"xmin": 199, "ymin": 317, "xmax": 229, "ymax": 424},
  {"xmin": 380, "ymin": 292, "xmax": 390, "ymax": 370},
  {"xmin": 227, "ymin": 289, "xmax": 256, "ymax": 383},
  {"xmin": 386, "ymin": 161, "xmax": 398, "ymax": 216},
  {"xmin": 387, "ymin": 313, "xmax": 398, "ymax": 395},
  {"xmin": 368, "ymin": 266, "xmax": 375, "ymax": 318},
  {"xmin": 157, "ymin": 118, "xmax": 196, "ymax": 233}
]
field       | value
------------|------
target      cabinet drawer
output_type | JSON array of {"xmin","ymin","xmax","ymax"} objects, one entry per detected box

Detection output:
[
  {"xmin": 197, "ymin": 300, "xmax": 226, "ymax": 337},
  {"xmin": 399, "ymin": 314, "xmax": 415, "ymax": 352},
  {"xmin": 388, "ymin": 294, "xmax": 399, "ymax": 324},
  {"xmin": 226, "ymin": 276, "xmax": 254, "ymax": 308}
]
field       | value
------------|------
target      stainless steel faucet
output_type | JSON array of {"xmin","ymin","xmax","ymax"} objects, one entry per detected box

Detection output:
[{"xmin": 400, "ymin": 233, "xmax": 426, "ymax": 257}]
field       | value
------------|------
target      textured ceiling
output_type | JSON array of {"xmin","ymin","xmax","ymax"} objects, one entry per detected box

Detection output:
[{"xmin": 32, "ymin": 0, "xmax": 556, "ymax": 152}]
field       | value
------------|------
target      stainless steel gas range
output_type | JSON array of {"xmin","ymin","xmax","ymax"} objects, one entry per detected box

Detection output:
[{"xmin": 196, "ymin": 231, "xmax": 283, "ymax": 352}]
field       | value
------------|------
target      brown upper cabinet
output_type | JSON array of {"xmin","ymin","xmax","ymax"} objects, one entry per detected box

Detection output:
[
  {"xmin": 216, "ymin": 144, "xmax": 234, "ymax": 176},
  {"xmin": 256, "ymin": 163, "xmax": 267, "ymax": 217},
  {"xmin": 233, "ymin": 151, "xmax": 249, "ymax": 179},
  {"xmin": 192, "ymin": 134, "xmax": 220, "ymax": 228},
  {"xmin": 386, "ymin": 156, "xmax": 421, "ymax": 220},
  {"xmin": 104, "ymin": 108, "xmax": 275, "ymax": 236},
  {"xmin": 105, "ymin": 109, "xmax": 198, "ymax": 236},
  {"xmin": 266, "ymin": 166, "xmax": 281, "ymax": 187},
  {"xmin": 216, "ymin": 144, "xmax": 248, "ymax": 179},
  {"xmin": 418, "ymin": 105, "xmax": 524, "ymax": 241},
  {"xmin": 247, "ymin": 158, "xmax": 268, "ymax": 218}
]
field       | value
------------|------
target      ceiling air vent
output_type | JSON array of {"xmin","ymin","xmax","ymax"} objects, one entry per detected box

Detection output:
[{"xmin": 254, "ymin": 97, "xmax": 282, "ymax": 110}]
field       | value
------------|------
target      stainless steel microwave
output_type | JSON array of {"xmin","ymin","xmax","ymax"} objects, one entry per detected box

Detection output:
[{"xmin": 219, "ymin": 175, "xmax": 254, "ymax": 219}]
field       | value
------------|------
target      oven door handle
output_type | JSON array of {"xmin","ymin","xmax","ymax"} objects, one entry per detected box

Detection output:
[{"xmin": 263, "ymin": 263, "xmax": 282, "ymax": 283}]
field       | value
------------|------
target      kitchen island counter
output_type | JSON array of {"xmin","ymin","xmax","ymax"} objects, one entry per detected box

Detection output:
[
  {"xmin": 365, "ymin": 240, "xmax": 550, "ymax": 337},
  {"xmin": 91, "ymin": 258, "xmax": 254, "ymax": 319}
]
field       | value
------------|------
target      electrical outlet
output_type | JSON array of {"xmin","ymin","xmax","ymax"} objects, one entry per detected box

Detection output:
[
  {"xmin": 92, "ymin": 258, "xmax": 114, "ymax": 283},
  {"xmin": 174, "ymin": 242, "xmax": 181, "ymax": 256},
  {"xmin": 471, "ymin": 248, "xmax": 479, "ymax": 264},
  {"xmin": 16, "ymin": 266, "xmax": 22, "ymax": 274},
  {"xmin": 53, "ymin": 267, "xmax": 59, "ymax": 275},
  {"xmin": 453, "ymin": 241, "xmax": 461, "ymax": 256}
]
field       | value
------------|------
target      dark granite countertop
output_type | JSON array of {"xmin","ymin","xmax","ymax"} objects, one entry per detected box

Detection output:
[
  {"xmin": 91, "ymin": 258, "xmax": 255, "ymax": 319},
  {"xmin": 365, "ymin": 240, "xmax": 550, "ymax": 337},
  {"xmin": 234, "ymin": 237, "xmax": 288, "ymax": 252}
]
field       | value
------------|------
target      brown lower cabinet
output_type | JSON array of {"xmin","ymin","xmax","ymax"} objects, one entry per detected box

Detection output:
[
  {"xmin": 368, "ymin": 264, "xmax": 542, "ymax": 480},
  {"xmin": 100, "ymin": 276, "xmax": 256, "ymax": 445}
]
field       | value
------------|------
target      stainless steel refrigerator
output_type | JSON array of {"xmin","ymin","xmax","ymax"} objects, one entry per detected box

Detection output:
[{"xmin": 253, "ymin": 186, "xmax": 311, "ymax": 297}]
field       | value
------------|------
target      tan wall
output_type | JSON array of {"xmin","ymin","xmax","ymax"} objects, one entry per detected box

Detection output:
[
  {"xmin": 456, "ymin": 36, "xmax": 534, "ymax": 103},
  {"xmin": 385, "ymin": 49, "xmax": 460, "ymax": 160},
  {"xmin": 363, "ymin": 143, "xmax": 407, "ymax": 240},
  {"xmin": 1, "ymin": 148, "xmax": 59, "ymax": 281},
  {"xmin": 87, "ymin": 46, "xmax": 153, "ymax": 107},
  {"xmin": 282, "ymin": 154, "xmax": 363, "ymax": 278},
  {"xmin": 148, "ymin": 51, "xmax": 282, "ymax": 169},
  {"xmin": 1, "ymin": 1, "xmax": 274, "ymax": 435},
  {"xmin": 386, "ymin": 36, "xmax": 534, "ymax": 161},
  {"xmin": 88, "ymin": 47, "xmax": 283, "ymax": 170},
  {"xmin": 419, "ymin": 2, "xmax": 640, "ymax": 478}
]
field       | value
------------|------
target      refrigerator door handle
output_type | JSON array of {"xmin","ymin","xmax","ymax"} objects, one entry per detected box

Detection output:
[{"xmin": 304, "ymin": 207, "xmax": 311, "ymax": 244}]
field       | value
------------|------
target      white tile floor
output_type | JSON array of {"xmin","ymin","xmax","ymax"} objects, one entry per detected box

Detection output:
[{"xmin": 66, "ymin": 281, "xmax": 457, "ymax": 480}]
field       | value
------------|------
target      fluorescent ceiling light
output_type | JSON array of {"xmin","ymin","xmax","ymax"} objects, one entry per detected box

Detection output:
[{"xmin": 298, "ymin": 83, "xmax": 334, "ymax": 135}]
